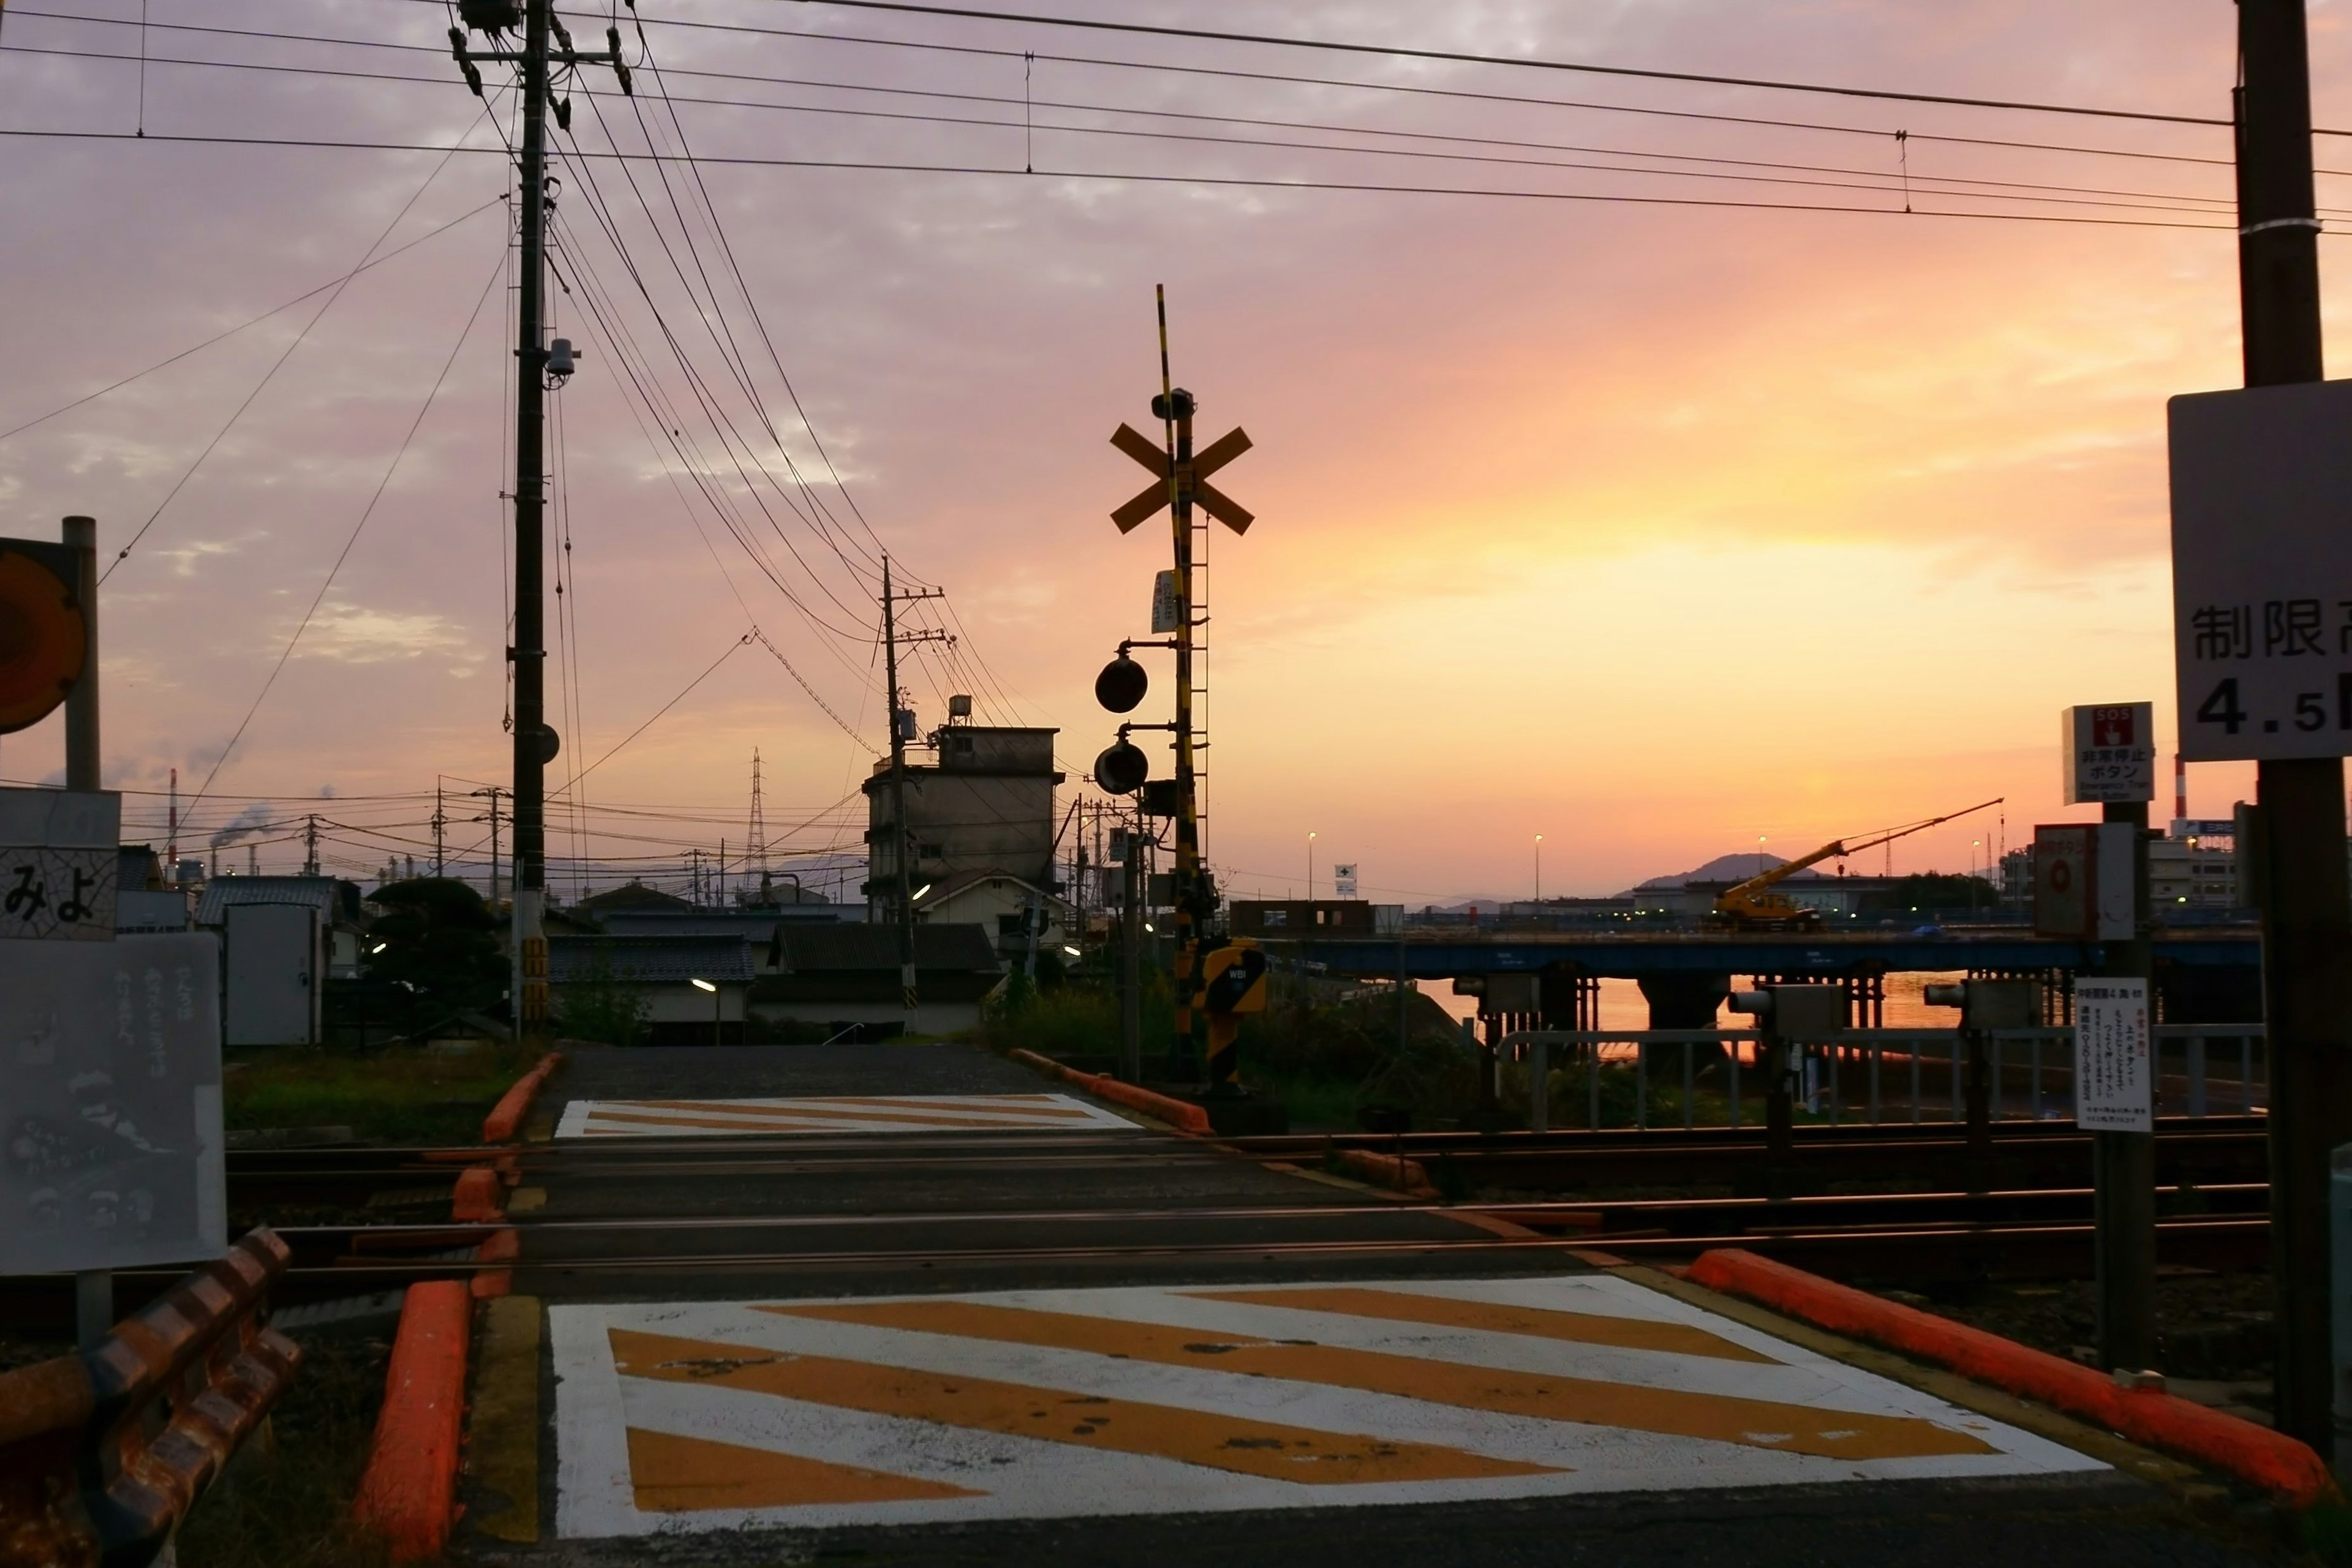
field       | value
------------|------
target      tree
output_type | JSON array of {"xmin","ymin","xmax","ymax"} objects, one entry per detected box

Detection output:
[{"xmin": 364, "ymin": 878, "xmax": 505, "ymax": 1015}]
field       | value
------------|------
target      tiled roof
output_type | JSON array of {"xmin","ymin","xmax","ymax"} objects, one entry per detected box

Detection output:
[
  {"xmin": 775, "ymin": 922, "xmax": 1000, "ymax": 975},
  {"xmin": 195, "ymin": 875, "xmax": 360, "ymax": 926},
  {"xmin": 547, "ymin": 934, "xmax": 755, "ymax": 986}
]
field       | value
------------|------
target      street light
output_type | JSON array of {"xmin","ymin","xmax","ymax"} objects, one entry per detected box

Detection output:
[
  {"xmin": 691, "ymin": 976, "xmax": 720, "ymax": 1046},
  {"xmin": 1306, "ymin": 832, "xmax": 1317, "ymax": 901},
  {"xmin": 1534, "ymin": 834, "xmax": 1544, "ymax": 906},
  {"xmin": 1062, "ymin": 944, "xmax": 1082, "ymax": 958}
]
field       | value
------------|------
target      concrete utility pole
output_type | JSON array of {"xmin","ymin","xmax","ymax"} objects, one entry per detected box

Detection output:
[
  {"xmin": 303, "ymin": 814, "xmax": 320, "ymax": 876},
  {"xmin": 1120, "ymin": 817, "xmax": 1142, "ymax": 1082},
  {"xmin": 472, "ymin": 785, "xmax": 505, "ymax": 911},
  {"xmin": 62, "ymin": 516, "xmax": 106, "ymax": 1352},
  {"xmin": 878, "ymin": 558, "xmax": 947, "ymax": 1013},
  {"xmin": 451, "ymin": 0, "xmax": 629, "ymax": 1046},
  {"xmin": 432, "ymin": 779, "xmax": 446, "ymax": 877},
  {"xmin": 2236, "ymin": 0, "xmax": 2352, "ymax": 1456}
]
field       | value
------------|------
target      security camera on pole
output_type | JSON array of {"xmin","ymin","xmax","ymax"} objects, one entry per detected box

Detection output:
[{"xmin": 1091, "ymin": 287, "xmax": 1254, "ymax": 1088}]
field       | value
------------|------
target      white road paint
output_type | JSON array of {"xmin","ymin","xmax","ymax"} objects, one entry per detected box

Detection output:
[
  {"xmin": 551, "ymin": 1275, "xmax": 2105, "ymax": 1540},
  {"xmin": 554, "ymin": 1092, "xmax": 1139, "ymax": 1139}
]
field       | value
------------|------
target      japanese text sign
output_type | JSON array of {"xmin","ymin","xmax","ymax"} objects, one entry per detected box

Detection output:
[
  {"xmin": 1, "ymin": 932, "xmax": 226, "ymax": 1272},
  {"xmin": 2169, "ymin": 379, "xmax": 2352, "ymax": 761},
  {"xmin": 2073, "ymin": 979, "xmax": 2152, "ymax": 1133},
  {"xmin": 2061, "ymin": 703, "xmax": 2154, "ymax": 803},
  {"xmin": 0, "ymin": 786, "xmax": 118, "ymax": 941}
]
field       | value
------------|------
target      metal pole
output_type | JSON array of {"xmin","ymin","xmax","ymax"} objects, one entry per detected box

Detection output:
[
  {"xmin": 2237, "ymin": 0, "xmax": 2351, "ymax": 1448},
  {"xmin": 2092, "ymin": 800, "xmax": 2157, "ymax": 1371},
  {"xmin": 508, "ymin": 0, "xmax": 552, "ymax": 1047},
  {"xmin": 62, "ymin": 516, "xmax": 108, "ymax": 1350},
  {"xmin": 882, "ymin": 556, "xmax": 917, "ymax": 1015},
  {"xmin": 1120, "ymin": 832, "xmax": 1141, "ymax": 1080}
]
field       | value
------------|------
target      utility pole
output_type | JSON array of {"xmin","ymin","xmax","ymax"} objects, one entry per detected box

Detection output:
[
  {"xmin": 2236, "ymin": 0, "xmax": 2352, "ymax": 1457},
  {"xmin": 878, "ymin": 556, "xmax": 948, "ymax": 1014},
  {"xmin": 432, "ymin": 778, "xmax": 447, "ymax": 876},
  {"xmin": 62, "ymin": 516, "xmax": 106, "ymax": 1352},
  {"xmin": 1119, "ymin": 815, "xmax": 1142, "ymax": 1082},
  {"xmin": 303, "ymin": 814, "xmax": 320, "ymax": 876},
  {"xmin": 472, "ymin": 786, "xmax": 506, "ymax": 910},
  {"xmin": 451, "ymin": 0, "xmax": 630, "ymax": 1046}
]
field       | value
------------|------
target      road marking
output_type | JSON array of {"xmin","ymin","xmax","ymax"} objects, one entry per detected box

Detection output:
[
  {"xmin": 549, "ymin": 1276, "xmax": 2103, "ymax": 1539},
  {"xmin": 555, "ymin": 1093, "xmax": 1137, "ymax": 1139},
  {"xmin": 626, "ymin": 1427, "xmax": 980, "ymax": 1510},
  {"xmin": 1187, "ymin": 1285, "xmax": 1776, "ymax": 1363},
  {"xmin": 611, "ymin": 1326, "xmax": 1555, "ymax": 1486},
  {"xmin": 767, "ymin": 1299, "xmax": 1985, "ymax": 1461}
]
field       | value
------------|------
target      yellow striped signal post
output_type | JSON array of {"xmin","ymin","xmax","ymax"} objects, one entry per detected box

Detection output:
[
  {"xmin": 1200, "ymin": 938, "xmax": 1268, "ymax": 1092},
  {"xmin": 1096, "ymin": 288, "xmax": 1254, "ymax": 1084}
]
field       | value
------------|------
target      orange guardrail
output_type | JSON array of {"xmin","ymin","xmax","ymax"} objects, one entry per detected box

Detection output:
[{"xmin": 0, "ymin": 1228, "xmax": 303, "ymax": 1568}]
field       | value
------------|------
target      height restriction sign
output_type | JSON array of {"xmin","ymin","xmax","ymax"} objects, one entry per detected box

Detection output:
[{"xmin": 2169, "ymin": 378, "xmax": 2352, "ymax": 762}]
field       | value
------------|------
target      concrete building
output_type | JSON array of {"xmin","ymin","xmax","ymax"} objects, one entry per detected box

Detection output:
[
  {"xmin": 2152, "ymin": 821, "xmax": 2242, "ymax": 911},
  {"xmin": 862, "ymin": 723, "xmax": 1062, "ymax": 916}
]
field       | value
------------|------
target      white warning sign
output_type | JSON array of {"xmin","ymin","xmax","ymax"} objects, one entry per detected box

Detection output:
[{"xmin": 2073, "ymin": 978, "xmax": 2152, "ymax": 1133}]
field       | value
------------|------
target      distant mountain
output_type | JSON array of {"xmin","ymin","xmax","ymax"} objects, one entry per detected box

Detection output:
[{"xmin": 1624, "ymin": 853, "xmax": 1826, "ymax": 895}]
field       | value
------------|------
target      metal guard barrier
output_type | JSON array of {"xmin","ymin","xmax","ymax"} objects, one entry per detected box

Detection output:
[{"xmin": 0, "ymin": 1227, "xmax": 302, "ymax": 1568}]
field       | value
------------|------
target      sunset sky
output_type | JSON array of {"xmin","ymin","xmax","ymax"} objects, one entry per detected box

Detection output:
[{"xmin": 3, "ymin": 0, "xmax": 2346, "ymax": 900}]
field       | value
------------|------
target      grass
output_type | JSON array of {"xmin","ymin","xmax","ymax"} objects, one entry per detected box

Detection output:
[
  {"xmin": 176, "ymin": 1324, "xmax": 396, "ymax": 1568},
  {"xmin": 225, "ymin": 1039, "xmax": 537, "ymax": 1146}
]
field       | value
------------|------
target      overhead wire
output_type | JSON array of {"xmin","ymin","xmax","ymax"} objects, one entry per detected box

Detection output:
[
  {"xmin": 0, "ymin": 193, "xmax": 503, "ymax": 446},
  {"xmin": 186, "ymin": 244, "xmax": 507, "ymax": 816}
]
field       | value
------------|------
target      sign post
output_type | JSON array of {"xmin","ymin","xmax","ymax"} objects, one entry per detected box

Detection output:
[{"xmin": 2052, "ymin": 702, "xmax": 2157, "ymax": 1372}]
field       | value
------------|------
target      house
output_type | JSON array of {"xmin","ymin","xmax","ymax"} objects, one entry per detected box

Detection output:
[
  {"xmin": 911, "ymin": 870, "xmax": 1070, "ymax": 966},
  {"xmin": 751, "ymin": 922, "xmax": 1004, "ymax": 1039},
  {"xmin": 861, "ymin": 723, "xmax": 1062, "ymax": 916},
  {"xmin": 548, "ymin": 933, "xmax": 755, "ymax": 1045},
  {"xmin": 197, "ymin": 875, "xmax": 369, "ymax": 977}
]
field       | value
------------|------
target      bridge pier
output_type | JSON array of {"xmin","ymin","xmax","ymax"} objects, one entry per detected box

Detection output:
[{"xmin": 1638, "ymin": 973, "xmax": 1729, "ymax": 1030}]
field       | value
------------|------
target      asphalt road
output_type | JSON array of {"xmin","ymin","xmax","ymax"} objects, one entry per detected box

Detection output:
[{"xmin": 462, "ymin": 1042, "xmax": 2282, "ymax": 1567}]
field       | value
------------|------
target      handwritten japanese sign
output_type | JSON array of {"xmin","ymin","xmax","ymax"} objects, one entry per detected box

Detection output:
[
  {"xmin": 1, "ymin": 931, "xmax": 225, "ymax": 1272},
  {"xmin": 2170, "ymin": 379, "xmax": 2352, "ymax": 762},
  {"xmin": 0, "ymin": 786, "xmax": 118, "ymax": 941},
  {"xmin": 2073, "ymin": 979, "xmax": 2152, "ymax": 1133}
]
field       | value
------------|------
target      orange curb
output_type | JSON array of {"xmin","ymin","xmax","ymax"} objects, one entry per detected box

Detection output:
[
  {"xmin": 451, "ymin": 1166, "xmax": 504, "ymax": 1224},
  {"xmin": 352, "ymin": 1280, "xmax": 471, "ymax": 1561},
  {"xmin": 1006, "ymin": 1048, "xmax": 1213, "ymax": 1136},
  {"xmin": 470, "ymin": 1227, "xmax": 521, "ymax": 1300},
  {"xmin": 1333, "ymin": 1146, "xmax": 1437, "ymax": 1198},
  {"xmin": 481, "ymin": 1050, "xmax": 564, "ymax": 1144},
  {"xmin": 1685, "ymin": 1248, "xmax": 2341, "ymax": 1510}
]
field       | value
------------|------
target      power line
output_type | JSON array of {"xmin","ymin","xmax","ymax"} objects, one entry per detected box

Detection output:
[
  {"xmin": 187, "ymin": 246, "xmax": 506, "ymax": 815},
  {"xmin": 1, "ymin": 40, "xmax": 2280, "ymax": 221},
  {"xmin": 761, "ymin": 0, "xmax": 2229, "ymax": 127},
  {"xmin": 551, "ymin": 631, "xmax": 752, "ymax": 794},
  {"xmin": 0, "ymin": 129, "xmax": 2256, "ymax": 230},
  {"xmin": 0, "ymin": 192, "xmax": 503, "ymax": 445},
  {"xmin": 97, "ymin": 110, "xmax": 492, "ymax": 585}
]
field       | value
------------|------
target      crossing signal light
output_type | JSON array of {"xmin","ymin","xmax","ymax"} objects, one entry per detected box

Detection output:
[
  {"xmin": 0, "ymin": 538, "xmax": 88, "ymax": 736},
  {"xmin": 1094, "ymin": 741, "xmax": 1148, "ymax": 794},
  {"xmin": 1095, "ymin": 652, "xmax": 1148, "ymax": 714}
]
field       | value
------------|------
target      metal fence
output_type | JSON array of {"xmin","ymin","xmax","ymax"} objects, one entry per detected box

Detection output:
[
  {"xmin": 1499, "ymin": 1025, "xmax": 2267, "ymax": 1134},
  {"xmin": 0, "ymin": 1228, "xmax": 301, "ymax": 1568}
]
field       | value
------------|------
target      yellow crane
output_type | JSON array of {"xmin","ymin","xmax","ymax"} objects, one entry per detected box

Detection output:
[{"xmin": 1706, "ymin": 797, "xmax": 2003, "ymax": 931}]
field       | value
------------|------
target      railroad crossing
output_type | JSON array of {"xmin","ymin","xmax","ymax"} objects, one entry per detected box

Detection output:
[{"xmin": 350, "ymin": 1038, "xmax": 2293, "ymax": 1563}]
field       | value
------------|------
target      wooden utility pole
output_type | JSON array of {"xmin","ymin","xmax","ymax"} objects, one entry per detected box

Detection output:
[{"xmin": 2236, "ymin": 0, "xmax": 2352, "ymax": 1455}]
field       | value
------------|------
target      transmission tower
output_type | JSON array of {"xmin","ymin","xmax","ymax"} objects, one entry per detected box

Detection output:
[{"xmin": 748, "ymin": 748, "xmax": 769, "ymax": 893}]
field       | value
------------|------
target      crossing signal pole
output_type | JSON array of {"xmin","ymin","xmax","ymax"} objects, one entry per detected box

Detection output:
[
  {"xmin": 1098, "ymin": 288, "xmax": 1254, "ymax": 1083},
  {"xmin": 2233, "ymin": 0, "xmax": 2352, "ymax": 1458},
  {"xmin": 450, "ymin": 0, "xmax": 630, "ymax": 1041}
]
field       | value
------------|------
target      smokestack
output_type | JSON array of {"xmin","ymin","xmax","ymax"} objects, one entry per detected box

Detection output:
[{"xmin": 2174, "ymin": 752, "xmax": 2188, "ymax": 827}]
